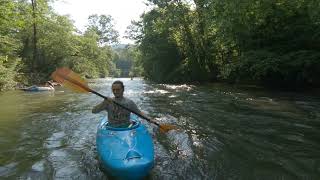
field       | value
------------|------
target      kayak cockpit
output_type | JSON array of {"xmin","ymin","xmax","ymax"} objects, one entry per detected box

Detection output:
[
  {"xmin": 98, "ymin": 114, "xmax": 140, "ymax": 131},
  {"xmin": 102, "ymin": 121, "xmax": 140, "ymax": 131}
]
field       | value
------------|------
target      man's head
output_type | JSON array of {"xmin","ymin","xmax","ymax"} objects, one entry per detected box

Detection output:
[{"xmin": 111, "ymin": 81, "xmax": 124, "ymax": 98}]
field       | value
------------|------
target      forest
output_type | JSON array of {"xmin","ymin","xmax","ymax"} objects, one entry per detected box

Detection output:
[
  {"xmin": 128, "ymin": 0, "xmax": 320, "ymax": 88},
  {"xmin": 1, "ymin": 0, "xmax": 320, "ymax": 91}
]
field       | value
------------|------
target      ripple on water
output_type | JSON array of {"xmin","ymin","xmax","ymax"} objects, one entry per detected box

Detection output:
[
  {"xmin": 0, "ymin": 162, "xmax": 18, "ymax": 177},
  {"xmin": 149, "ymin": 114, "xmax": 203, "ymax": 179},
  {"xmin": 48, "ymin": 149, "xmax": 83, "ymax": 179},
  {"xmin": 2, "ymin": 80, "xmax": 320, "ymax": 179},
  {"xmin": 151, "ymin": 141, "xmax": 177, "ymax": 179},
  {"xmin": 45, "ymin": 131, "xmax": 65, "ymax": 149},
  {"xmin": 166, "ymin": 130, "xmax": 194, "ymax": 158},
  {"xmin": 19, "ymin": 160, "xmax": 51, "ymax": 180}
]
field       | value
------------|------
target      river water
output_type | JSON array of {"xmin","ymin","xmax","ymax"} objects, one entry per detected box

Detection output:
[{"xmin": 0, "ymin": 78, "xmax": 319, "ymax": 180}]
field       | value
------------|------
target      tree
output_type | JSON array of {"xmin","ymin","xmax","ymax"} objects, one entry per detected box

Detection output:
[
  {"xmin": 0, "ymin": 0, "xmax": 25, "ymax": 90},
  {"xmin": 86, "ymin": 14, "xmax": 119, "ymax": 45},
  {"xmin": 130, "ymin": 0, "xmax": 320, "ymax": 87}
]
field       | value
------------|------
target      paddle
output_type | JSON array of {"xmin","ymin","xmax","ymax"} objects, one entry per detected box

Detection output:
[{"xmin": 51, "ymin": 67, "xmax": 176, "ymax": 133}]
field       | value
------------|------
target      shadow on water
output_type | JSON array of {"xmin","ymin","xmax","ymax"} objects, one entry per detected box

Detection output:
[{"xmin": 0, "ymin": 80, "xmax": 320, "ymax": 180}]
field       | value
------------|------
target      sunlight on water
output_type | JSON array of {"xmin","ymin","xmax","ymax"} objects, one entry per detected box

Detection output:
[
  {"xmin": 160, "ymin": 84, "xmax": 194, "ymax": 91},
  {"xmin": 144, "ymin": 89, "xmax": 170, "ymax": 94}
]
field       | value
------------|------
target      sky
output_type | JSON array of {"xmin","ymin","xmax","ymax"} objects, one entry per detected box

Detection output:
[{"xmin": 52, "ymin": 0, "xmax": 149, "ymax": 44}]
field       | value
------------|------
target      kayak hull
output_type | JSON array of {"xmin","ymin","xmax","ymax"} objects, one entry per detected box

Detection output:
[{"xmin": 96, "ymin": 115, "xmax": 154, "ymax": 179}]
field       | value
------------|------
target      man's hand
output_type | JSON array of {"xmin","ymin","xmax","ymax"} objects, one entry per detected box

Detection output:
[
  {"xmin": 149, "ymin": 118, "xmax": 158, "ymax": 124},
  {"xmin": 104, "ymin": 97, "xmax": 113, "ymax": 103}
]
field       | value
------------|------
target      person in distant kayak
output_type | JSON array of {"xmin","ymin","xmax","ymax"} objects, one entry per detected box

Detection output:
[
  {"xmin": 46, "ymin": 81, "xmax": 54, "ymax": 88},
  {"xmin": 92, "ymin": 80, "xmax": 152, "ymax": 128},
  {"xmin": 42, "ymin": 81, "xmax": 54, "ymax": 90}
]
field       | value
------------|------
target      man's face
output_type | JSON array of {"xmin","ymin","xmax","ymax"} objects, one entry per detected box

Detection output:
[{"xmin": 112, "ymin": 84, "xmax": 124, "ymax": 98}]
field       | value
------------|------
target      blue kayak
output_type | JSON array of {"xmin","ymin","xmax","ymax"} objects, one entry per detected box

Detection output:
[{"xmin": 96, "ymin": 114, "xmax": 154, "ymax": 179}]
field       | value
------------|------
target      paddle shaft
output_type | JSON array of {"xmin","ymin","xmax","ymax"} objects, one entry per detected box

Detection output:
[{"xmin": 55, "ymin": 70, "xmax": 160, "ymax": 127}]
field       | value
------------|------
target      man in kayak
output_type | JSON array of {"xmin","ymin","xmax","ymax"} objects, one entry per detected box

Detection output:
[{"xmin": 92, "ymin": 80, "xmax": 152, "ymax": 128}]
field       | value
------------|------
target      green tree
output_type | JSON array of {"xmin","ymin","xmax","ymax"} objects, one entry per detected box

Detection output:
[
  {"xmin": 130, "ymin": 0, "xmax": 320, "ymax": 88},
  {"xmin": 86, "ymin": 14, "xmax": 119, "ymax": 45},
  {"xmin": 0, "ymin": 0, "xmax": 25, "ymax": 90}
]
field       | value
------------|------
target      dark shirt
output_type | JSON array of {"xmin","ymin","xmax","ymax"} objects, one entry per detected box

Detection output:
[{"xmin": 92, "ymin": 97, "xmax": 141, "ymax": 127}]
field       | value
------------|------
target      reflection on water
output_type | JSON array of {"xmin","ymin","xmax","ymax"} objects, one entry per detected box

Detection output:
[{"xmin": 0, "ymin": 80, "xmax": 320, "ymax": 179}]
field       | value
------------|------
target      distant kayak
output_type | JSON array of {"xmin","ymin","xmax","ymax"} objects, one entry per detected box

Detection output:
[
  {"xmin": 21, "ymin": 85, "xmax": 54, "ymax": 92},
  {"xmin": 96, "ymin": 114, "xmax": 154, "ymax": 179}
]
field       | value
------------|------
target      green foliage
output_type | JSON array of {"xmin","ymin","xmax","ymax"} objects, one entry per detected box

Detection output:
[
  {"xmin": 0, "ymin": 0, "xmax": 25, "ymax": 90},
  {"xmin": 0, "ymin": 1, "xmax": 120, "ymax": 90},
  {"xmin": 219, "ymin": 0, "xmax": 320, "ymax": 87},
  {"xmin": 112, "ymin": 45, "xmax": 146, "ymax": 77},
  {"xmin": 1, "ymin": 0, "xmax": 320, "ymax": 90},
  {"xmin": 113, "ymin": 46, "xmax": 133, "ymax": 77},
  {"xmin": 66, "ymin": 33, "xmax": 114, "ymax": 78},
  {"xmin": 127, "ymin": 5, "xmax": 188, "ymax": 82},
  {"xmin": 0, "ymin": 56, "xmax": 20, "ymax": 91},
  {"xmin": 229, "ymin": 50, "xmax": 280, "ymax": 82},
  {"xmin": 129, "ymin": 47, "xmax": 144, "ymax": 77},
  {"xmin": 128, "ymin": 0, "xmax": 320, "ymax": 88},
  {"xmin": 86, "ymin": 14, "xmax": 119, "ymax": 45},
  {"xmin": 140, "ymin": 32, "xmax": 182, "ymax": 82}
]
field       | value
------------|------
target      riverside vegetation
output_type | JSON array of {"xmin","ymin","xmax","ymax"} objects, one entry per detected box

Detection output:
[{"xmin": 1, "ymin": 0, "xmax": 319, "ymax": 91}]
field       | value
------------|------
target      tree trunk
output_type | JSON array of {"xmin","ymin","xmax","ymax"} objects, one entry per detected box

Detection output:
[{"xmin": 31, "ymin": 0, "xmax": 38, "ymax": 72}]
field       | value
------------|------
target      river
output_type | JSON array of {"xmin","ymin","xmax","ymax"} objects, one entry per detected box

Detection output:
[{"xmin": 0, "ymin": 78, "xmax": 319, "ymax": 180}]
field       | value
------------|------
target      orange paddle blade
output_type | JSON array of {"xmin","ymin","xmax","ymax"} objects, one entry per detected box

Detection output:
[
  {"xmin": 159, "ymin": 124, "xmax": 177, "ymax": 133},
  {"xmin": 51, "ymin": 67, "xmax": 90, "ymax": 93}
]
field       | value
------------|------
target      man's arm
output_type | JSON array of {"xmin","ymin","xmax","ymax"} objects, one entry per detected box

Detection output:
[
  {"xmin": 130, "ymin": 100, "xmax": 156, "ymax": 123},
  {"xmin": 92, "ymin": 98, "xmax": 111, "ymax": 113},
  {"xmin": 139, "ymin": 111, "xmax": 157, "ymax": 123}
]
